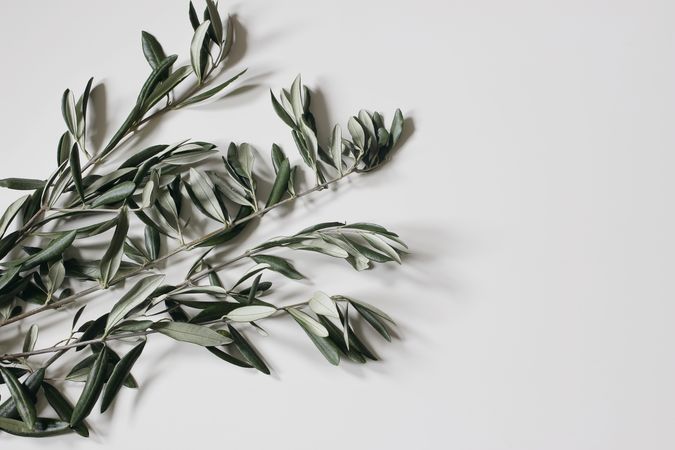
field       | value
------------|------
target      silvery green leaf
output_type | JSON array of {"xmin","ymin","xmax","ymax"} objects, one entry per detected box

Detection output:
[
  {"xmin": 358, "ymin": 110, "xmax": 376, "ymax": 143},
  {"xmin": 211, "ymin": 172, "xmax": 253, "ymax": 207},
  {"xmin": 0, "ymin": 178, "xmax": 45, "ymax": 191},
  {"xmin": 22, "ymin": 324, "xmax": 38, "ymax": 353},
  {"xmin": 321, "ymin": 234, "xmax": 370, "ymax": 271},
  {"xmin": 348, "ymin": 116, "xmax": 366, "ymax": 149},
  {"xmin": 289, "ymin": 75, "xmax": 304, "ymax": 122},
  {"xmin": 0, "ymin": 195, "xmax": 29, "ymax": 238},
  {"xmin": 271, "ymin": 144, "xmax": 286, "ymax": 173},
  {"xmin": 237, "ymin": 143, "xmax": 255, "ymax": 180},
  {"xmin": 99, "ymin": 209, "xmax": 129, "ymax": 287},
  {"xmin": 140, "ymin": 174, "xmax": 158, "ymax": 209},
  {"xmin": 172, "ymin": 285, "xmax": 229, "ymax": 297},
  {"xmin": 81, "ymin": 168, "xmax": 136, "ymax": 197},
  {"xmin": 141, "ymin": 30, "xmax": 166, "ymax": 69},
  {"xmin": 287, "ymin": 308, "xmax": 329, "ymax": 337},
  {"xmin": 190, "ymin": 21, "xmax": 211, "ymax": 82},
  {"xmin": 290, "ymin": 239, "xmax": 349, "ymax": 258},
  {"xmin": 226, "ymin": 305, "xmax": 277, "ymax": 322},
  {"xmin": 144, "ymin": 225, "xmax": 160, "ymax": 260},
  {"xmin": 362, "ymin": 233, "xmax": 401, "ymax": 264},
  {"xmin": 308, "ymin": 291, "xmax": 339, "ymax": 319},
  {"xmin": 91, "ymin": 181, "xmax": 136, "ymax": 207},
  {"xmin": 61, "ymin": 89, "xmax": 78, "ymax": 136},
  {"xmin": 250, "ymin": 254, "xmax": 303, "ymax": 280},
  {"xmin": 221, "ymin": 15, "xmax": 234, "ymax": 57},
  {"xmin": 161, "ymin": 148, "xmax": 217, "ymax": 165},
  {"xmin": 189, "ymin": 168, "xmax": 226, "ymax": 222},
  {"xmin": 46, "ymin": 259, "xmax": 65, "ymax": 296},
  {"xmin": 153, "ymin": 322, "xmax": 232, "ymax": 346},
  {"xmin": 22, "ymin": 230, "xmax": 77, "ymax": 270},
  {"xmin": 179, "ymin": 68, "xmax": 247, "ymax": 106},
  {"xmin": 270, "ymin": 90, "xmax": 296, "ymax": 128},
  {"xmin": 298, "ymin": 119, "xmax": 318, "ymax": 168},
  {"xmin": 288, "ymin": 166, "xmax": 297, "ymax": 196},
  {"xmin": 329, "ymin": 125, "xmax": 343, "ymax": 176},
  {"xmin": 106, "ymin": 274, "xmax": 165, "ymax": 332},
  {"xmin": 265, "ymin": 159, "xmax": 290, "ymax": 207},
  {"xmin": 145, "ymin": 65, "xmax": 193, "ymax": 109},
  {"xmin": 205, "ymin": 0, "xmax": 223, "ymax": 43},
  {"xmin": 390, "ymin": 109, "xmax": 404, "ymax": 146}
]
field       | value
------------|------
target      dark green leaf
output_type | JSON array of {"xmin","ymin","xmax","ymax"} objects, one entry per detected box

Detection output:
[
  {"xmin": 100, "ymin": 340, "xmax": 146, "ymax": 413},
  {"xmin": 206, "ymin": 346, "xmax": 253, "ymax": 368},
  {"xmin": 70, "ymin": 347, "xmax": 108, "ymax": 426},
  {"xmin": 99, "ymin": 209, "xmax": 129, "ymax": 287},
  {"xmin": 42, "ymin": 382, "xmax": 89, "ymax": 437},
  {"xmin": 251, "ymin": 254, "xmax": 304, "ymax": 280},
  {"xmin": 0, "ymin": 417, "xmax": 71, "ymax": 437},
  {"xmin": 0, "ymin": 178, "xmax": 45, "ymax": 190},
  {"xmin": 141, "ymin": 31, "xmax": 167, "ymax": 69},
  {"xmin": 227, "ymin": 324, "xmax": 270, "ymax": 374},
  {"xmin": 90, "ymin": 181, "xmax": 136, "ymax": 207},
  {"xmin": 152, "ymin": 322, "xmax": 232, "ymax": 346},
  {"xmin": 144, "ymin": 225, "xmax": 160, "ymax": 260},
  {"xmin": 265, "ymin": 158, "xmax": 290, "ymax": 207},
  {"xmin": 22, "ymin": 230, "xmax": 77, "ymax": 270},
  {"xmin": 0, "ymin": 367, "xmax": 36, "ymax": 429},
  {"xmin": 0, "ymin": 368, "xmax": 44, "ymax": 419}
]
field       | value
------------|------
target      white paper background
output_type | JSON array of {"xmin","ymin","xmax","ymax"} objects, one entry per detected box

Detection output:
[{"xmin": 1, "ymin": 1, "xmax": 675, "ymax": 449}]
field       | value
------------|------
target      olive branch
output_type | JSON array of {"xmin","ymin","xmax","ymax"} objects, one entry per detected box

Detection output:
[{"xmin": 0, "ymin": 1, "xmax": 408, "ymax": 439}]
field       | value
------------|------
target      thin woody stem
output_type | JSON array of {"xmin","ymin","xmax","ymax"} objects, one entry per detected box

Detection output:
[{"xmin": 0, "ymin": 169, "xmax": 354, "ymax": 329}]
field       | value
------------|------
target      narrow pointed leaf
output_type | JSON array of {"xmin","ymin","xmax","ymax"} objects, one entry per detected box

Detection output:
[
  {"xmin": 152, "ymin": 322, "xmax": 232, "ymax": 346},
  {"xmin": 100, "ymin": 340, "xmax": 146, "ymax": 413},
  {"xmin": 287, "ymin": 308, "xmax": 329, "ymax": 337},
  {"xmin": 0, "ymin": 367, "xmax": 37, "ymax": 429},
  {"xmin": 106, "ymin": 274, "xmax": 165, "ymax": 332},
  {"xmin": 70, "ymin": 347, "xmax": 108, "ymax": 426},
  {"xmin": 227, "ymin": 324, "xmax": 270, "ymax": 374},
  {"xmin": 22, "ymin": 230, "xmax": 77, "ymax": 270}
]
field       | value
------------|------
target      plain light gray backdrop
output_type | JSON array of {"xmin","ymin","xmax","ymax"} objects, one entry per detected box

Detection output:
[{"xmin": 1, "ymin": 1, "xmax": 674, "ymax": 449}]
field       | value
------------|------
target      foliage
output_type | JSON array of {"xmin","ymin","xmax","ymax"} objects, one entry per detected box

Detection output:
[{"xmin": 0, "ymin": 1, "xmax": 408, "ymax": 439}]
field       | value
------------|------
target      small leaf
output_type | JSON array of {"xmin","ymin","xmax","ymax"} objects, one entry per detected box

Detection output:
[
  {"xmin": 265, "ymin": 159, "xmax": 290, "ymax": 207},
  {"xmin": 205, "ymin": 0, "xmax": 223, "ymax": 43},
  {"xmin": 144, "ymin": 225, "xmax": 160, "ymax": 260},
  {"xmin": 70, "ymin": 347, "xmax": 108, "ymax": 426},
  {"xmin": 270, "ymin": 90, "xmax": 296, "ymax": 128},
  {"xmin": 179, "ymin": 68, "xmax": 247, "ymax": 106},
  {"xmin": 106, "ymin": 274, "xmax": 165, "ymax": 332},
  {"xmin": 61, "ymin": 89, "xmax": 78, "ymax": 136},
  {"xmin": 188, "ymin": 168, "xmax": 226, "ymax": 222},
  {"xmin": 0, "ymin": 178, "xmax": 45, "ymax": 191},
  {"xmin": 308, "ymin": 291, "xmax": 339, "ymax": 319},
  {"xmin": 0, "ymin": 195, "xmax": 29, "ymax": 238},
  {"xmin": 348, "ymin": 117, "xmax": 366, "ymax": 149},
  {"xmin": 100, "ymin": 340, "xmax": 146, "ymax": 413},
  {"xmin": 152, "ymin": 322, "xmax": 232, "ymax": 346},
  {"xmin": 206, "ymin": 346, "xmax": 253, "ymax": 368},
  {"xmin": 190, "ymin": 21, "xmax": 211, "ymax": 82},
  {"xmin": 0, "ymin": 417, "xmax": 71, "ymax": 438},
  {"xmin": 141, "ymin": 31, "xmax": 167, "ymax": 69},
  {"xmin": 0, "ymin": 367, "xmax": 37, "ymax": 429},
  {"xmin": 69, "ymin": 145, "xmax": 85, "ymax": 203},
  {"xmin": 287, "ymin": 308, "xmax": 329, "ymax": 337},
  {"xmin": 99, "ymin": 209, "xmax": 129, "ymax": 287},
  {"xmin": 390, "ymin": 109, "xmax": 404, "ymax": 146},
  {"xmin": 42, "ymin": 382, "xmax": 89, "ymax": 437},
  {"xmin": 22, "ymin": 324, "xmax": 39, "ymax": 353},
  {"xmin": 90, "ymin": 181, "xmax": 136, "ymax": 207},
  {"xmin": 250, "ymin": 254, "xmax": 303, "ymax": 279},
  {"xmin": 329, "ymin": 125, "xmax": 343, "ymax": 176},
  {"xmin": 225, "ymin": 305, "xmax": 277, "ymax": 322},
  {"xmin": 22, "ymin": 230, "xmax": 77, "ymax": 270},
  {"xmin": 227, "ymin": 324, "xmax": 270, "ymax": 374}
]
